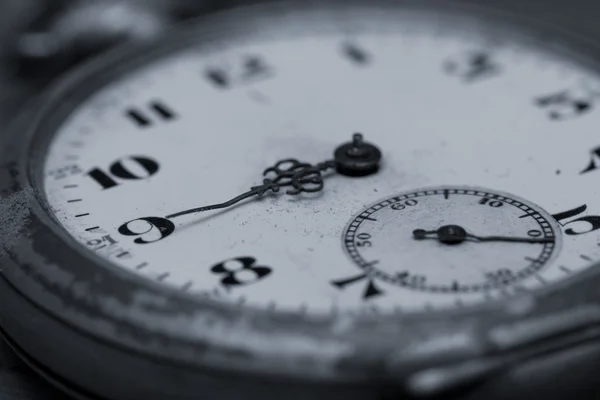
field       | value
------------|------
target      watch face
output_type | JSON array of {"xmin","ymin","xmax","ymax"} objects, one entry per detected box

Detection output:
[{"xmin": 39, "ymin": 1, "xmax": 600, "ymax": 316}]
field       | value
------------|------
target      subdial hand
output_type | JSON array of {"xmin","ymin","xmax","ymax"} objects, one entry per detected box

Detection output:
[
  {"xmin": 412, "ymin": 224, "xmax": 555, "ymax": 245},
  {"xmin": 166, "ymin": 133, "xmax": 382, "ymax": 220}
]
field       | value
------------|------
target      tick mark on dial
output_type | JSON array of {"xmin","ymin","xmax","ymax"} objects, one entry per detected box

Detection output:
[
  {"xmin": 525, "ymin": 256, "xmax": 542, "ymax": 264},
  {"xmin": 85, "ymin": 226, "xmax": 100, "ymax": 232},
  {"xmin": 535, "ymin": 274, "xmax": 548, "ymax": 285},
  {"xmin": 205, "ymin": 69, "xmax": 228, "ymax": 88},
  {"xmin": 580, "ymin": 254, "xmax": 593, "ymax": 262},
  {"xmin": 75, "ymin": 213, "xmax": 90, "ymax": 218},
  {"xmin": 451, "ymin": 281, "xmax": 460, "ymax": 292},
  {"xmin": 360, "ymin": 215, "xmax": 377, "ymax": 222},
  {"xmin": 396, "ymin": 271, "xmax": 410, "ymax": 280},
  {"xmin": 157, "ymin": 272, "xmax": 170, "ymax": 282},
  {"xmin": 443, "ymin": 189, "xmax": 450, "ymax": 199},
  {"xmin": 181, "ymin": 281, "xmax": 193, "ymax": 291},
  {"xmin": 519, "ymin": 212, "xmax": 536, "ymax": 219},
  {"xmin": 67, "ymin": 199, "xmax": 82, "ymax": 203},
  {"xmin": 342, "ymin": 41, "xmax": 370, "ymax": 65},
  {"xmin": 559, "ymin": 265, "xmax": 572, "ymax": 274},
  {"xmin": 64, "ymin": 184, "xmax": 78, "ymax": 189},
  {"xmin": 135, "ymin": 262, "xmax": 148, "ymax": 270},
  {"xmin": 364, "ymin": 260, "xmax": 380, "ymax": 268}
]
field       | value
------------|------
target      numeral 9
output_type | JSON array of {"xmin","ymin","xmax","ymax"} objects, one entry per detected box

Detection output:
[{"xmin": 118, "ymin": 217, "xmax": 175, "ymax": 244}]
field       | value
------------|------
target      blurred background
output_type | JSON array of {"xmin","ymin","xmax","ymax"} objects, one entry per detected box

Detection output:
[
  {"xmin": 2, "ymin": 0, "xmax": 600, "ymax": 130},
  {"xmin": 1, "ymin": 0, "xmax": 600, "ymax": 398}
]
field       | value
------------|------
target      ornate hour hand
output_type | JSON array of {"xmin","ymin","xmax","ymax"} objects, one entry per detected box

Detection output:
[
  {"xmin": 166, "ymin": 133, "xmax": 381, "ymax": 219},
  {"xmin": 412, "ymin": 224, "xmax": 555, "ymax": 245}
]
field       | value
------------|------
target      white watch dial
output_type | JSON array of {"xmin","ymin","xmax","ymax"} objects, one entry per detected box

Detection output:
[{"xmin": 43, "ymin": 7, "xmax": 600, "ymax": 314}]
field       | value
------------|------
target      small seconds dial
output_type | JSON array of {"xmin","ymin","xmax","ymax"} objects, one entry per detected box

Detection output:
[{"xmin": 342, "ymin": 187, "xmax": 562, "ymax": 296}]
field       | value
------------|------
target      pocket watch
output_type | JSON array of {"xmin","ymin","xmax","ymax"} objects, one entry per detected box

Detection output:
[{"xmin": 4, "ymin": 0, "xmax": 600, "ymax": 399}]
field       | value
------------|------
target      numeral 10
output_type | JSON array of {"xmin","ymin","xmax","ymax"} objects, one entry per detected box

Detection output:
[{"xmin": 87, "ymin": 156, "xmax": 160, "ymax": 190}]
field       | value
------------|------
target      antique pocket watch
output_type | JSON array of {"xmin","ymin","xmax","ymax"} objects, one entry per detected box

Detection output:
[{"xmin": 3, "ymin": 1, "xmax": 600, "ymax": 399}]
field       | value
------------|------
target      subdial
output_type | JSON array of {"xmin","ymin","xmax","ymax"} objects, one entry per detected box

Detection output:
[{"xmin": 342, "ymin": 187, "xmax": 563, "ymax": 294}]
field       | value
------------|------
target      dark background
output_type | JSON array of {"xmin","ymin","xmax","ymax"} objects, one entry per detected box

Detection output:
[{"xmin": 1, "ymin": 0, "xmax": 600, "ymax": 398}]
